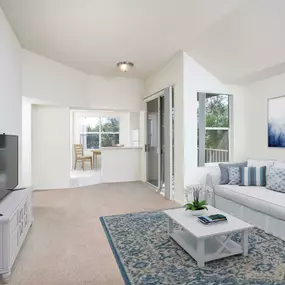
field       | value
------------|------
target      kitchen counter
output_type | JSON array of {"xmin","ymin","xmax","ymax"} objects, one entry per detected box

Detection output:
[
  {"xmin": 101, "ymin": 147, "xmax": 142, "ymax": 183},
  {"xmin": 101, "ymin": 146, "xmax": 142, "ymax": 150}
]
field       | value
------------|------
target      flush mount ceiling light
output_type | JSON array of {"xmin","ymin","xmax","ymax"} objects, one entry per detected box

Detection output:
[{"xmin": 117, "ymin": 61, "xmax": 134, "ymax": 72}]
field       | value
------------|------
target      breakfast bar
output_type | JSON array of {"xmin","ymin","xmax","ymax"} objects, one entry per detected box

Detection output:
[{"xmin": 101, "ymin": 146, "xmax": 143, "ymax": 183}]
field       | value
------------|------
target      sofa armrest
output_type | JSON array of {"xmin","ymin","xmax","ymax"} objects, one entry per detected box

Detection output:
[
  {"xmin": 206, "ymin": 173, "xmax": 214, "ymax": 190},
  {"xmin": 206, "ymin": 172, "xmax": 220, "ymax": 189},
  {"xmin": 205, "ymin": 172, "xmax": 221, "ymax": 207}
]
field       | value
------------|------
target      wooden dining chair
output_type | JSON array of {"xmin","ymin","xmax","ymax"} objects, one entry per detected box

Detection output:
[
  {"xmin": 74, "ymin": 144, "xmax": 93, "ymax": 170},
  {"xmin": 90, "ymin": 149, "xmax": 102, "ymax": 170}
]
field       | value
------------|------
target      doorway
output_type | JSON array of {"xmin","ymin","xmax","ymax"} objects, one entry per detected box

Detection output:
[{"xmin": 146, "ymin": 86, "xmax": 174, "ymax": 200}]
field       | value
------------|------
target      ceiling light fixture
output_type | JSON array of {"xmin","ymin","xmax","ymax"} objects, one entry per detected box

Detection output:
[{"xmin": 117, "ymin": 61, "xmax": 134, "ymax": 72}]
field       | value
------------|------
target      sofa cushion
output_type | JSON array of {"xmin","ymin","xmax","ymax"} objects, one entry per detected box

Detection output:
[
  {"xmin": 215, "ymin": 185, "xmax": 285, "ymax": 221},
  {"xmin": 240, "ymin": 166, "xmax": 266, "ymax": 186},
  {"xmin": 219, "ymin": 161, "xmax": 247, "ymax": 184},
  {"xmin": 266, "ymin": 167, "xmax": 285, "ymax": 193}
]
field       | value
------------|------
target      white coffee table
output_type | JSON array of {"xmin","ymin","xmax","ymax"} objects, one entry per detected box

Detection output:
[{"xmin": 164, "ymin": 206, "xmax": 253, "ymax": 267}]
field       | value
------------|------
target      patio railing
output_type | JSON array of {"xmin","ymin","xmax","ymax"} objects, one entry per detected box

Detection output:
[{"xmin": 205, "ymin": 148, "xmax": 229, "ymax": 163}]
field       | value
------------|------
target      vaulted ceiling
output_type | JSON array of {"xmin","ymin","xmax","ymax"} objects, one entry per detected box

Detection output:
[
  {"xmin": 189, "ymin": 0, "xmax": 285, "ymax": 85},
  {"xmin": 1, "ymin": 0, "xmax": 284, "ymax": 84}
]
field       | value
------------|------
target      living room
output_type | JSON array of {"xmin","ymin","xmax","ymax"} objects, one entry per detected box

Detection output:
[{"xmin": 1, "ymin": 1, "xmax": 285, "ymax": 284}]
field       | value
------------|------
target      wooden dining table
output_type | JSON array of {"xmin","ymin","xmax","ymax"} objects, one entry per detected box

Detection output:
[{"xmin": 90, "ymin": 149, "xmax": 101, "ymax": 170}]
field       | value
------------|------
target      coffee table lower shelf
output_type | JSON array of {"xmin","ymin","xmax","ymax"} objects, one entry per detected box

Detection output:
[{"xmin": 169, "ymin": 229, "xmax": 247, "ymax": 268}]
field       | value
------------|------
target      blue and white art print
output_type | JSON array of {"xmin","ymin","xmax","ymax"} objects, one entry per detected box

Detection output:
[{"xmin": 268, "ymin": 96, "xmax": 285, "ymax": 147}]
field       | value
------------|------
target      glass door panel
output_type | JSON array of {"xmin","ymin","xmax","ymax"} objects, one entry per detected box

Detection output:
[
  {"xmin": 146, "ymin": 98, "xmax": 159, "ymax": 187},
  {"xmin": 160, "ymin": 96, "xmax": 165, "ymax": 193}
]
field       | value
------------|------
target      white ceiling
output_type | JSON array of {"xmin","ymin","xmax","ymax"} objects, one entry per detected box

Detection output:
[
  {"xmin": 189, "ymin": 0, "xmax": 285, "ymax": 84},
  {"xmin": 1, "ymin": 0, "xmax": 284, "ymax": 84}
]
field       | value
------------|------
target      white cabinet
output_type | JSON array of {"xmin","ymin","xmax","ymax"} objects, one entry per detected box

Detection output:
[{"xmin": 0, "ymin": 188, "xmax": 33, "ymax": 283}]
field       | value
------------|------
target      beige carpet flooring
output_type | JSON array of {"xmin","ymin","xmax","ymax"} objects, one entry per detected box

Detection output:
[{"xmin": 7, "ymin": 182, "xmax": 179, "ymax": 285}]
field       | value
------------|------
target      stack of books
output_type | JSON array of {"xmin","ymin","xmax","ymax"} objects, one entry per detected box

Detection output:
[{"xmin": 198, "ymin": 214, "xmax": 227, "ymax": 225}]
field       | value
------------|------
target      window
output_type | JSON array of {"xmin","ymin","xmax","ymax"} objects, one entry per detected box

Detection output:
[
  {"xmin": 197, "ymin": 93, "xmax": 232, "ymax": 166},
  {"xmin": 80, "ymin": 117, "xmax": 120, "ymax": 149}
]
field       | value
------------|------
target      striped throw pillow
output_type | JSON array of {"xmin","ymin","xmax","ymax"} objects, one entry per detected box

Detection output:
[{"xmin": 240, "ymin": 166, "xmax": 266, "ymax": 186}]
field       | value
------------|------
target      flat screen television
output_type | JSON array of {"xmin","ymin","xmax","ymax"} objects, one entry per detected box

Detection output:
[{"xmin": 0, "ymin": 134, "xmax": 18, "ymax": 201}]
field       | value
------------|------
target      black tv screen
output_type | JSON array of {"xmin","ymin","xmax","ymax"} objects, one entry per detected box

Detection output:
[{"xmin": 0, "ymin": 135, "xmax": 18, "ymax": 201}]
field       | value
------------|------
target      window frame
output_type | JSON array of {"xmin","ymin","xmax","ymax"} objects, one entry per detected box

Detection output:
[
  {"xmin": 197, "ymin": 93, "xmax": 233, "ymax": 167},
  {"xmin": 79, "ymin": 116, "xmax": 120, "ymax": 149}
]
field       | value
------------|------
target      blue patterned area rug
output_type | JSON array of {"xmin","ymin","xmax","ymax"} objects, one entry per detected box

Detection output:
[{"xmin": 100, "ymin": 210, "xmax": 285, "ymax": 285}]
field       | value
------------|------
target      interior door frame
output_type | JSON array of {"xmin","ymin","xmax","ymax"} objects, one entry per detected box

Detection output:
[
  {"xmin": 157, "ymin": 98, "xmax": 161, "ymax": 190},
  {"xmin": 145, "ymin": 86, "xmax": 173, "ymax": 200},
  {"xmin": 163, "ymin": 86, "xmax": 173, "ymax": 200}
]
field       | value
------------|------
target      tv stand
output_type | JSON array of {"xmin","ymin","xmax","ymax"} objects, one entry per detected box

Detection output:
[
  {"xmin": 0, "ymin": 187, "xmax": 33, "ymax": 283},
  {"xmin": 8, "ymin": 187, "xmax": 26, "ymax": 191}
]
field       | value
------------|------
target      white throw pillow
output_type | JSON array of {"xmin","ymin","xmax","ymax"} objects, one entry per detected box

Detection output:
[
  {"xmin": 247, "ymin": 159, "xmax": 275, "ymax": 167},
  {"xmin": 274, "ymin": 161, "xmax": 285, "ymax": 169},
  {"xmin": 247, "ymin": 159, "xmax": 275, "ymax": 176}
]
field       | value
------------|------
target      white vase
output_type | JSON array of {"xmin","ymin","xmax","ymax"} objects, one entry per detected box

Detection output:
[{"xmin": 190, "ymin": 210, "xmax": 206, "ymax": 216}]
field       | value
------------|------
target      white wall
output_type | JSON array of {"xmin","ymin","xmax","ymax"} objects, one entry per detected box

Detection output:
[
  {"xmin": 22, "ymin": 49, "xmax": 144, "ymax": 112},
  {"xmin": 243, "ymin": 73, "xmax": 285, "ymax": 161},
  {"xmin": 22, "ymin": 50, "xmax": 88, "ymax": 108},
  {"xmin": 183, "ymin": 52, "xmax": 246, "ymax": 187},
  {"xmin": 70, "ymin": 110, "xmax": 74, "ymax": 169},
  {"xmin": 145, "ymin": 52, "xmax": 185, "ymax": 204},
  {"xmin": 32, "ymin": 105, "xmax": 70, "ymax": 189},
  {"xmin": 119, "ymin": 113, "xmax": 130, "ymax": 146},
  {"xmin": 129, "ymin": 112, "xmax": 140, "ymax": 145},
  {"xmin": 22, "ymin": 98, "xmax": 32, "ymax": 186},
  {"xmin": 0, "ymin": 8, "xmax": 22, "ymax": 185},
  {"xmin": 87, "ymin": 76, "xmax": 144, "ymax": 111}
]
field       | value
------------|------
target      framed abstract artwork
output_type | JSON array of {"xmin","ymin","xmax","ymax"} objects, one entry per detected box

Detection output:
[{"xmin": 268, "ymin": 95, "xmax": 285, "ymax": 147}]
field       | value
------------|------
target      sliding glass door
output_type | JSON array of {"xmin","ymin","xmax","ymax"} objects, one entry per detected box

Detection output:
[
  {"xmin": 146, "ymin": 86, "xmax": 173, "ymax": 200},
  {"xmin": 146, "ymin": 98, "xmax": 160, "ymax": 187}
]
